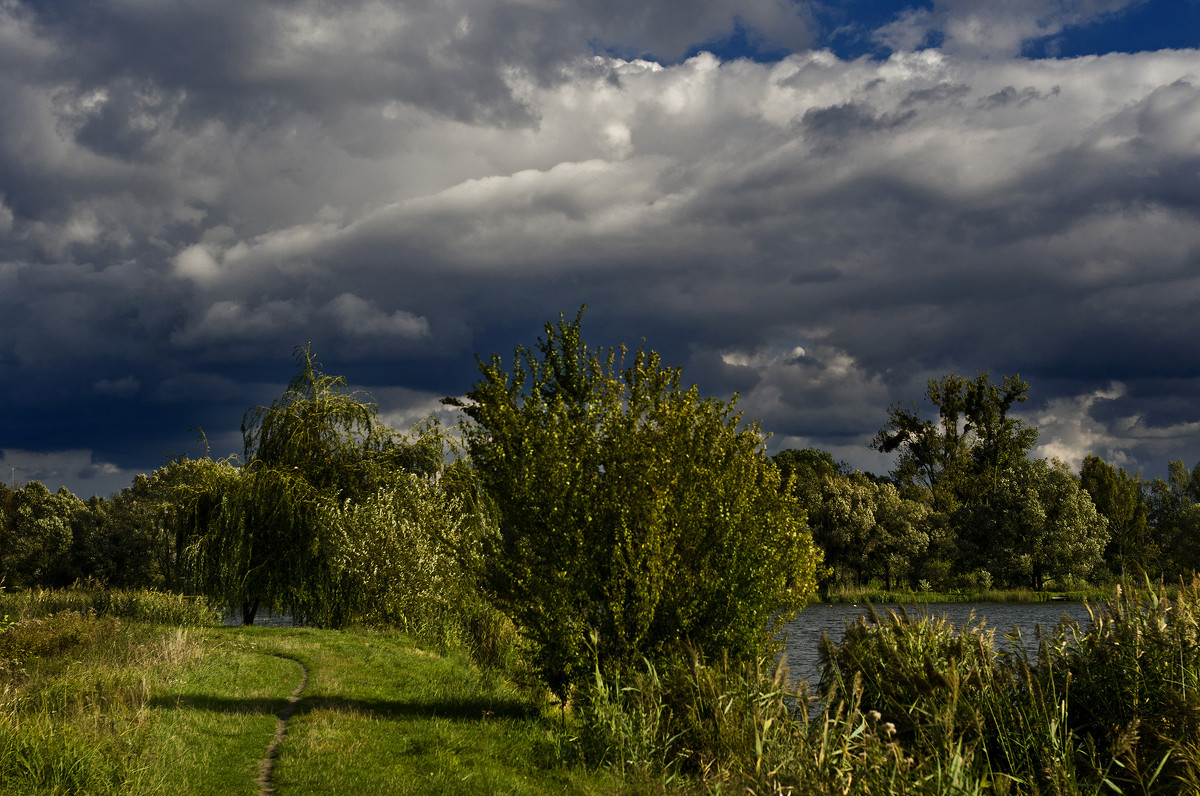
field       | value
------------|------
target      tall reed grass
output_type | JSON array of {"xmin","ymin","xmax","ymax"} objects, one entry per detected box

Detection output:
[
  {"xmin": 576, "ymin": 578, "xmax": 1200, "ymax": 794},
  {"xmin": 0, "ymin": 581, "xmax": 219, "ymax": 626},
  {"xmin": 0, "ymin": 589, "xmax": 211, "ymax": 794}
]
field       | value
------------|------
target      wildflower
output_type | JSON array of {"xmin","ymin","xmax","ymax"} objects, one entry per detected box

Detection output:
[{"xmin": 867, "ymin": 710, "xmax": 881, "ymax": 723}]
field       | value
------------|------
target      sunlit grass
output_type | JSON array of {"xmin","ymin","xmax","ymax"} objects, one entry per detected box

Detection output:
[
  {"xmin": 0, "ymin": 610, "xmax": 206, "ymax": 795},
  {"xmin": 18, "ymin": 582, "xmax": 1200, "ymax": 794},
  {"xmin": 0, "ymin": 594, "xmax": 619, "ymax": 795},
  {"xmin": 819, "ymin": 583, "xmax": 1111, "ymax": 604}
]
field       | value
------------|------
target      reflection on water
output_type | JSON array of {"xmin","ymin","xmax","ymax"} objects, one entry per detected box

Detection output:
[{"xmin": 779, "ymin": 602, "xmax": 1094, "ymax": 691}]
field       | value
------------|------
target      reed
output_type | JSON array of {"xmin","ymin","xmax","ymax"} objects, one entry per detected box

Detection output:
[
  {"xmin": 0, "ymin": 582, "xmax": 219, "ymax": 627},
  {"xmin": 0, "ymin": 608, "xmax": 207, "ymax": 795},
  {"xmin": 577, "ymin": 579, "xmax": 1200, "ymax": 793}
]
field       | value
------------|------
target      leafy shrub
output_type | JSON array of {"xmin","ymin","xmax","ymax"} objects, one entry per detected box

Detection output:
[{"xmin": 460, "ymin": 310, "xmax": 822, "ymax": 700}]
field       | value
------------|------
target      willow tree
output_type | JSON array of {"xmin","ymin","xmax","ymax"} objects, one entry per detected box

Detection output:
[
  {"xmin": 455, "ymin": 310, "xmax": 822, "ymax": 700},
  {"xmin": 181, "ymin": 345, "xmax": 439, "ymax": 626}
]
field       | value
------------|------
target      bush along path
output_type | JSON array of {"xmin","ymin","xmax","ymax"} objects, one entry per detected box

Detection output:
[{"xmin": 257, "ymin": 655, "xmax": 309, "ymax": 795}]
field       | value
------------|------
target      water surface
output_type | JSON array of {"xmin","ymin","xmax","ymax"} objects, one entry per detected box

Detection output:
[{"xmin": 779, "ymin": 601, "xmax": 1094, "ymax": 690}]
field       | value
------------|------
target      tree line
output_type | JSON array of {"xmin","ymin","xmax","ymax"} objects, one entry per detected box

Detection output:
[
  {"xmin": 1, "ymin": 314, "xmax": 1197, "ymax": 699},
  {"xmin": 776, "ymin": 372, "xmax": 1200, "ymax": 593}
]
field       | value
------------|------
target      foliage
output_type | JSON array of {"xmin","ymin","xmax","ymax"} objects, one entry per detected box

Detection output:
[
  {"xmin": 178, "ymin": 345, "xmax": 460, "ymax": 628},
  {"xmin": 798, "ymin": 470, "xmax": 932, "ymax": 590},
  {"xmin": 1147, "ymin": 459, "xmax": 1200, "ymax": 578},
  {"xmin": 1080, "ymin": 454, "xmax": 1152, "ymax": 579},
  {"xmin": 458, "ymin": 309, "xmax": 822, "ymax": 700},
  {"xmin": 959, "ymin": 458, "xmax": 1109, "ymax": 589},
  {"xmin": 325, "ymin": 462, "xmax": 503, "ymax": 652},
  {"xmin": 872, "ymin": 372, "xmax": 1037, "ymax": 513},
  {"xmin": 0, "ymin": 481, "xmax": 82, "ymax": 589},
  {"xmin": 66, "ymin": 459, "xmax": 214, "ymax": 591}
]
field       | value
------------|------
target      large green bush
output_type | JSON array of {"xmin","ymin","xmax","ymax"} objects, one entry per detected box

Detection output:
[{"xmin": 457, "ymin": 309, "xmax": 822, "ymax": 700}]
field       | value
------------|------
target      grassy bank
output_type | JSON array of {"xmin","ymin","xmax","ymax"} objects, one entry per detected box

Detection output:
[{"xmin": 817, "ymin": 584, "xmax": 1112, "ymax": 604}]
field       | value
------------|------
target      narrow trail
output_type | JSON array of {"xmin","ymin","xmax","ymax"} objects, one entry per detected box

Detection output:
[{"xmin": 257, "ymin": 655, "xmax": 309, "ymax": 796}]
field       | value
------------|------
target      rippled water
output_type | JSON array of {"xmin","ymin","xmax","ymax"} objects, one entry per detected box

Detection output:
[{"xmin": 779, "ymin": 601, "xmax": 1095, "ymax": 690}]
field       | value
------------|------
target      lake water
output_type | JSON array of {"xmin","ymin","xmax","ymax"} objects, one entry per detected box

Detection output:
[
  {"xmin": 778, "ymin": 601, "xmax": 1095, "ymax": 691},
  {"xmin": 222, "ymin": 608, "xmax": 299, "ymax": 627}
]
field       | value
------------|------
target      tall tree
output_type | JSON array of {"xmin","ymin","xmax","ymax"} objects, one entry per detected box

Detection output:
[
  {"xmin": 1079, "ymin": 455, "xmax": 1150, "ymax": 579},
  {"xmin": 456, "ymin": 310, "xmax": 822, "ymax": 700},
  {"xmin": 959, "ymin": 459, "xmax": 1108, "ymax": 589},
  {"xmin": 872, "ymin": 372, "xmax": 1037, "ymax": 512},
  {"xmin": 0, "ymin": 482, "xmax": 84, "ymax": 588},
  {"xmin": 1147, "ymin": 459, "xmax": 1200, "ymax": 577}
]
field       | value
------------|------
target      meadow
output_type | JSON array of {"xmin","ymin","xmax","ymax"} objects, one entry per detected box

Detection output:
[{"xmin": 5, "ymin": 581, "xmax": 1200, "ymax": 794}]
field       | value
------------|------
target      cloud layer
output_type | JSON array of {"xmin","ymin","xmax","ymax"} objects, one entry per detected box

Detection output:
[{"xmin": 2, "ymin": 0, "xmax": 1198, "ymax": 495}]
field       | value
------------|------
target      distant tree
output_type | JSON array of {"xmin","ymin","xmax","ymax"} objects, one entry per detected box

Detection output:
[
  {"xmin": 800, "ymin": 469, "xmax": 931, "ymax": 590},
  {"xmin": 1032, "ymin": 459, "xmax": 1109, "ymax": 588},
  {"xmin": 872, "ymin": 481, "xmax": 932, "ymax": 590},
  {"xmin": 806, "ymin": 472, "xmax": 879, "ymax": 587},
  {"xmin": 0, "ymin": 482, "xmax": 81, "ymax": 588},
  {"xmin": 773, "ymin": 448, "xmax": 847, "ymax": 510},
  {"xmin": 960, "ymin": 459, "xmax": 1108, "ymax": 589},
  {"xmin": 457, "ymin": 310, "xmax": 822, "ymax": 700},
  {"xmin": 1147, "ymin": 459, "xmax": 1200, "ymax": 577},
  {"xmin": 1079, "ymin": 455, "xmax": 1151, "ymax": 579},
  {"xmin": 327, "ymin": 459, "xmax": 486, "ymax": 634},
  {"xmin": 872, "ymin": 372, "xmax": 1037, "ymax": 513}
]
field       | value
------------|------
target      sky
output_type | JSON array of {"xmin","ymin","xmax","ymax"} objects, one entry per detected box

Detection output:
[{"xmin": 1, "ymin": 0, "xmax": 1198, "ymax": 498}]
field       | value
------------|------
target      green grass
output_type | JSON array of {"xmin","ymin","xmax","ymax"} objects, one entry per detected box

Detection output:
[
  {"xmin": 241, "ymin": 628, "xmax": 617, "ymax": 794},
  {"xmin": 16, "ymin": 582, "xmax": 1200, "ymax": 794},
  {"xmin": 0, "ymin": 612, "xmax": 202, "ymax": 795},
  {"xmin": 0, "ymin": 593, "xmax": 620, "ymax": 795},
  {"xmin": 0, "ymin": 584, "xmax": 220, "ymax": 626},
  {"xmin": 818, "ymin": 584, "xmax": 1111, "ymax": 604},
  {"xmin": 145, "ymin": 631, "xmax": 301, "ymax": 795}
]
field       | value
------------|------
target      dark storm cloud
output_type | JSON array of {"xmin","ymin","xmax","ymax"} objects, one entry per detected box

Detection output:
[
  {"xmin": 18, "ymin": 0, "xmax": 812, "ymax": 127},
  {"xmin": 2, "ymin": 0, "xmax": 1199, "ymax": 497}
]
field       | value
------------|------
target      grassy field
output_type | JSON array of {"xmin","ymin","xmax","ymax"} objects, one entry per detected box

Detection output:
[{"xmin": 0, "ymin": 596, "xmax": 620, "ymax": 795}]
